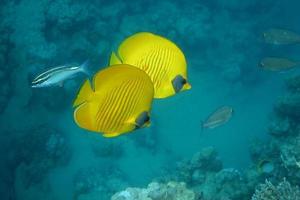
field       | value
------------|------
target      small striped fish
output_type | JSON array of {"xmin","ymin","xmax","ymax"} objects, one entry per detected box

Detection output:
[
  {"xmin": 110, "ymin": 32, "xmax": 191, "ymax": 99},
  {"xmin": 31, "ymin": 61, "xmax": 89, "ymax": 88},
  {"xmin": 202, "ymin": 106, "xmax": 233, "ymax": 129},
  {"xmin": 73, "ymin": 64, "xmax": 154, "ymax": 138}
]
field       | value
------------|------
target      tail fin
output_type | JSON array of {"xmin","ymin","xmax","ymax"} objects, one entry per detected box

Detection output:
[
  {"xmin": 80, "ymin": 60, "xmax": 95, "ymax": 91},
  {"xmin": 80, "ymin": 60, "xmax": 91, "ymax": 76}
]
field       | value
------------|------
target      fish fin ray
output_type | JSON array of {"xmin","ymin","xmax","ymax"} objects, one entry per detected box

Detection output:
[
  {"xmin": 109, "ymin": 52, "xmax": 122, "ymax": 65},
  {"xmin": 80, "ymin": 60, "xmax": 91, "ymax": 75},
  {"xmin": 73, "ymin": 102, "xmax": 95, "ymax": 131},
  {"xmin": 103, "ymin": 132, "xmax": 121, "ymax": 138},
  {"xmin": 73, "ymin": 80, "xmax": 93, "ymax": 107}
]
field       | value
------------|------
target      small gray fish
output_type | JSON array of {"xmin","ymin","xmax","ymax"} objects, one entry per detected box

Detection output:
[
  {"xmin": 259, "ymin": 161, "xmax": 274, "ymax": 174},
  {"xmin": 32, "ymin": 61, "xmax": 89, "ymax": 88},
  {"xmin": 202, "ymin": 106, "xmax": 233, "ymax": 129},
  {"xmin": 263, "ymin": 28, "xmax": 300, "ymax": 45},
  {"xmin": 260, "ymin": 57, "xmax": 299, "ymax": 72}
]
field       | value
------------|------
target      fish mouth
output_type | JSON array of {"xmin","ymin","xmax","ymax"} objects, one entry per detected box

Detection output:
[
  {"xmin": 31, "ymin": 83, "xmax": 41, "ymax": 88},
  {"xmin": 259, "ymin": 62, "xmax": 265, "ymax": 68},
  {"xmin": 172, "ymin": 75, "xmax": 188, "ymax": 93},
  {"xmin": 135, "ymin": 111, "xmax": 150, "ymax": 129}
]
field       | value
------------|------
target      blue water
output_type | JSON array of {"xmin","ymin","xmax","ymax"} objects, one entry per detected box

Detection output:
[{"xmin": 1, "ymin": 0, "xmax": 300, "ymax": 199}]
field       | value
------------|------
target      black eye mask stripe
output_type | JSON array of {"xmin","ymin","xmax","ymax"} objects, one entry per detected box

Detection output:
[{"xmin": 172, "ymin": 75, "xmax": 186, "ymax": 93}]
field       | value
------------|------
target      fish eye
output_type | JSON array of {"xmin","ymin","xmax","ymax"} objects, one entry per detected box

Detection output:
[{"xmin": 181, "ymin": 78, "xmax": 187, "ymax": 84}]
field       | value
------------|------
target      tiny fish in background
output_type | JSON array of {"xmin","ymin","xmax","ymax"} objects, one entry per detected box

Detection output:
[
  {"xmin": 31, "ymin": 61, "xmax": 89, "ymax": 88},
  {"xmin": 263, "ymin": 28, "xmax": 300, "ymax": 45},
  {"xmin": 260, "ymin": 57, "xmax": 299, "ymax": 72},
  {"xmin": 202, "ymin": 106, "xmax": 233, "ymax": 129},
  {"xmin": 257, "ymin": 160, "xmax": 274, "ymax": 174}
]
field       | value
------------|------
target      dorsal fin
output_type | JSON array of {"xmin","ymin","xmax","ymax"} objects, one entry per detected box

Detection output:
[
  {"xmin": 109, "ymin": 52, "xmax": 122, "ymax": 65},
  {"xmin": 73, "ymin": 80, "xmax": 93, "ymax": 107}
]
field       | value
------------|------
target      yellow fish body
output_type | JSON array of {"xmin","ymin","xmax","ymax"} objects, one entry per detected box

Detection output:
[
  {"xmin": 73, "ymin": 64, "xmax": 154, "ymax": 137},
  {"xmin": 110, "ymin": 32, "xmax": 191, "ymax": 99}
]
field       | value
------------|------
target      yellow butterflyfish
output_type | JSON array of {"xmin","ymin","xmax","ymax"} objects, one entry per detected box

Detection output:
[
  {"xmin": 73, "ymin": 64, "xmax": 154, "ymax": 137},
  {"xmin": 110, "ymin": 32, "xmax": 191, "ymax": 99}
]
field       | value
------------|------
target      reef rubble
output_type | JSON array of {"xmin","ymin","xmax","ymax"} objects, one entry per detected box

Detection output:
[{"xmin": 111, "ymin": 181, "xmax": 196, "ymax": 200}]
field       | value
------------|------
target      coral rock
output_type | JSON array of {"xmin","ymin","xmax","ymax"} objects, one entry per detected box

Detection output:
[
  {"xmin": 111, "ymin": 181, "xmax": 196, "ymax": 200},
  {"xmin": 251, "ymin": 179, "xmax": 300, "ymax": 200}
]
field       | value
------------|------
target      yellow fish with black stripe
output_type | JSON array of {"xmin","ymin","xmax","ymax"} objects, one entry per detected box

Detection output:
[
  {"xmin": 73, "ymin": 64, "xmax": 154, "ymax": 137},
  {"xmin": 110, "ymin": 32, "xmax": 191, "ymax": 99}
]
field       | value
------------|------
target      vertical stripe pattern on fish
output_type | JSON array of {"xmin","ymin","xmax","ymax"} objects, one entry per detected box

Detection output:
[
  {"xmin": 109, "ymin": 32, "xmax": 191, "ymax": 99},
  {"xmin": 73, "ymin": 64, "xmax": 154, "ymax": 137}
]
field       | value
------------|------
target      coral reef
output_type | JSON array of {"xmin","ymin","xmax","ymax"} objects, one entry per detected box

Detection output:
[
  {"xmin": 73, "ymin": 166, "xmax": 128, "ymax": 200},
  {"xmin": 273, "ymin": 75, "xmax": 300, "ymax": 123},
  {"xmin": 286, "ymin": 76, "xmax": 300, "ymax": 93},
  {"xmin": 246, "ymin": 74, "xmax": 300, "ymax": 191},
  {"xmin": 111, "ymin": 146, "xmax": 257, "ymax": 200},
  {"xmin": 9, "ymin": 125, "xmax": 71, "ymax": 188},
  {"xmin": 248, "ymin": 138, "xmax": 283, "ymax": 183},
  {"xmin": 3, "ymin": 0, "xmax": 56, "ymax": 60},
  {"xmin": 265, "ymin": 75, "xmax": 300, "ymax": 184},
  {"xmin": 159, "ymin": 147, "xmax": 252, "ymax": 200},
  {"xmin": 111, "ymin": 181, "xmax": 196, "ymax": 200},
  {"xmin": 251, "ymin": 179, "xmax": 300, "ymax": 200},
  {"xmin": 174, "ymin": 147, "xmax": 223, "ymax": 184},
  {"xmin": 90, "ymin": 137, "xmax": 124, "ymax": 159},
  {"xmin": 46, "ymin": 0, "xmax": 93, "ymax": 30},
  {"xmin": 194, "ymin": 167, "xmax": 251, "ymax": 200},
  {"xmin": 0, "ymin": 0, "xmax": 298, "ymax": 200},
  {"xmin": 110, "ymin": 140, "xmax": 300, "ymax": 200}
]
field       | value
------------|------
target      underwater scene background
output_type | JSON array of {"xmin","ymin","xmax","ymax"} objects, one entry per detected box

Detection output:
[{"xmin": 1, "ymin": 0, "xmax": 300, "ymax": 199}]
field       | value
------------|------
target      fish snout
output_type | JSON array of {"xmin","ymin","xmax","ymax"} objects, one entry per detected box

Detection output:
[
  {"xmin": 259, "ymin": 61, "xmax": 265, "ymax": 69},
  {"xmin": 135, "ymin": 111, "xmax": 151, "ymax": 129},
  {"xmin": 31, "ymin": 83, "xmax": 40, "ymax": 88},
  {"xmin": 31, "ymin": 82, "xmax": 44, "ymax": 88},
  {"xmin": 183, "ymin": 81, "xmax": 191, "ymax": 90},
  {"xmin": 172, "ymin": 75, "xmax": 190, "ymax": 93}
]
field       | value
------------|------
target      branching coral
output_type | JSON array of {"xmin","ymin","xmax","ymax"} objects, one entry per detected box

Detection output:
[
  {"xmin": 73, "ymin": 166, "xmax": 127, "ymax": 200},
  {"xmin": 3, "ymin": 0, "xmax": 57, "ymax": 60},
  {"xmin": 272, "ymin": 75, "xmax": 300, "ymax": 126},
  {"xmin": 173, "ymin": 147, "xmax": 222, "ymax": 185},
  {"xmin": 251, "ymin": 179, "xmax": 300, "ymax": 200},
  {"xmin": 10, "ymin": 125, "xmax": 71, "ymax": 187},
  {"xmin": 46, "ymin": 0, "xmax": 93, "ymax": 29}
]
